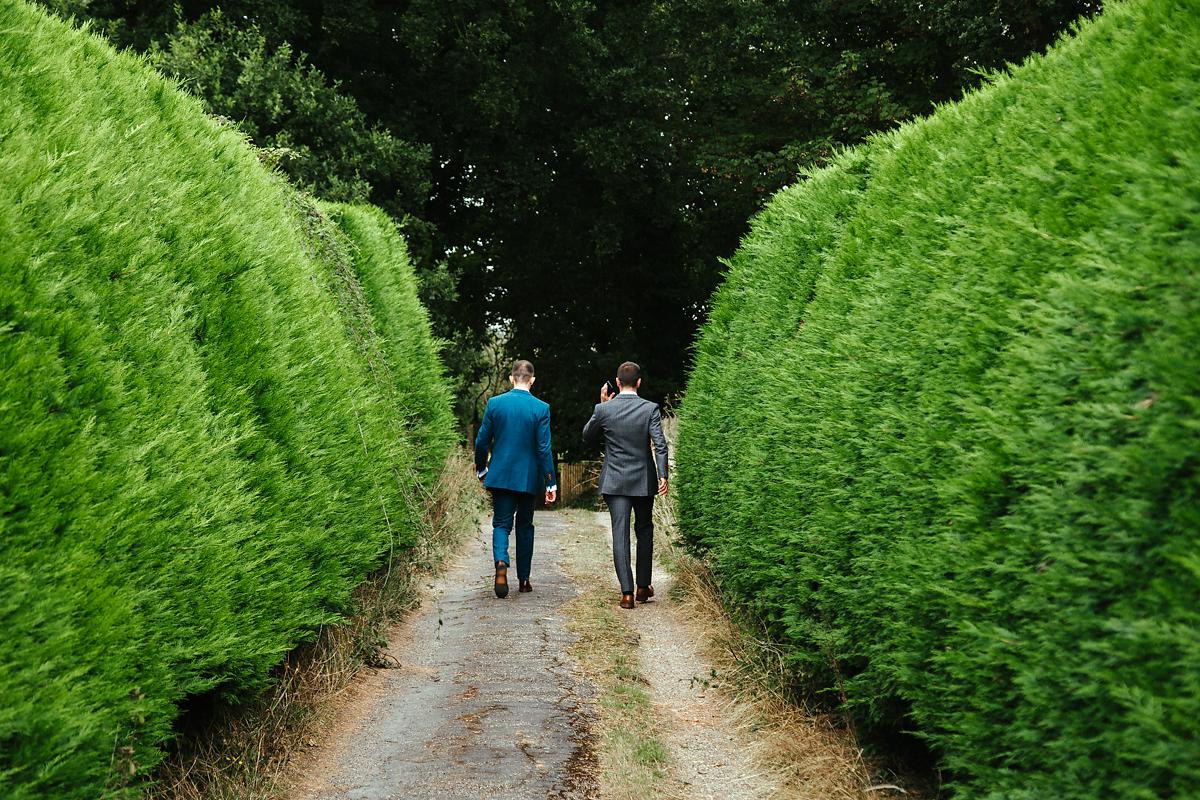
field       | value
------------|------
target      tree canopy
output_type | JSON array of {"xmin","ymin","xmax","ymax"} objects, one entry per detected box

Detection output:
[{"xmin": 45, "ymin": 0, "xmax": 1099, "ymax": 453}]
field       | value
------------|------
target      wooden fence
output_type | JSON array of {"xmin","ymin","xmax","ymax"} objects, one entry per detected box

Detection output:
[{"xmin": 556, "ymin": 460, "xmax": 602, "ymax": 506}]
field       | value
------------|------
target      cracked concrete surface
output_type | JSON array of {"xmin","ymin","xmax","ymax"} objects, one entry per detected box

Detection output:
[{"xmin": 289, "ymin": 512, "xmax": 598, "ymax": 800}]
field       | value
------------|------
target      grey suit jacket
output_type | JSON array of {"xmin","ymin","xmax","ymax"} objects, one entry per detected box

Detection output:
[{"xmin": 582, "ymin": 393, "xmax": 669, "ymax": 497}]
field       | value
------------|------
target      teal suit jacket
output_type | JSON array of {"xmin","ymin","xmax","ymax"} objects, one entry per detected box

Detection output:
[{"xmin": 474, "ymin": 388, "xmax": 557, "ymax": 495}]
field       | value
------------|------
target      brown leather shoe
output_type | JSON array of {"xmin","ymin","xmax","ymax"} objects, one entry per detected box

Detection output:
[
  {"xmin": 619, "ymin": 592, "xmax": 636, "ymax": 609},
  {"xmin": 519, "ymin": 579, "xmax": 533, "ymax": 593},
  {"xmin": 494, "ymin": 562, "xmax": 509, "ymax": 598},
  {"xmin": 635, "ymin": 585, "xmax": 655, "ymax": 603}
]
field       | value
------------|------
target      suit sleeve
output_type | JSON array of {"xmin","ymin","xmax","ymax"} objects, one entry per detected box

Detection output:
[
  {"xmin": 538, "ymin": 405, "xmax": 557, "ymax": 490},
  {"xmin": 649, "ymin": 405, "xmax": 669, "ymax": 480},
  {"xmin": 473, "ymin": 401, "xmax": 493, "ymax": 477},
  {"xmin": 582, "ymin": 404, "xmax": 603, "ymax": 446}
]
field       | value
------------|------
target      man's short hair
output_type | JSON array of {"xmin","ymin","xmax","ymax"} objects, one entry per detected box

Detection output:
[
  {"xmin": 510, "ymin": 359, "xmax": 535, "ymax": 382},
  {"xmin": 616, "ymin": 361, "xmax": 641, "ymax": 386}
]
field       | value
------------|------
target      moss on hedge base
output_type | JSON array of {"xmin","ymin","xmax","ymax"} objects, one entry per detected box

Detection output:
[
  {"xmin": 676, "ymin": 1, "xmax": 1200, "ymax": 797},
  {"xmin": 0, "ymin": 3, "xmax": 452, "ymax": 797}
]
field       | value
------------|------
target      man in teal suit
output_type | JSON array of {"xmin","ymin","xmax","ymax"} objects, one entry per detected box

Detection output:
[{"xmin": 474, "ymin": 359, "xmax": 557, "ymax": 597}]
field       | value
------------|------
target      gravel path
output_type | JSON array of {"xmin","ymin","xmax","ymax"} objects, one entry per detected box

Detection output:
[
  {"xmin": 286, "ymin": 509, "xmax": 777, "ymax": 800},
  {"xmin": 288, "ymin": 512, "xmax": 598, "ymax": 800}
]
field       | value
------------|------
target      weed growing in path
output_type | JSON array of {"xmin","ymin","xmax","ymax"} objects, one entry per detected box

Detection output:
[{"xmin": 560, "ymin": 510, "xmax": 678, "ymax": 800}]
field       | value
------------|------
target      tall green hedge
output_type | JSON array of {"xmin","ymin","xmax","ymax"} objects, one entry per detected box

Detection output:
[
  {"xmin": 320, "ymin": 202, "xmax": 456, "ymax": 482},
  {"xmin": 0, "ymin": 2, "xmax": 453, "ymax": 797},
  {"xmin": 676, "ymin": 1, "xmax": 1199, "ymax": 797}
]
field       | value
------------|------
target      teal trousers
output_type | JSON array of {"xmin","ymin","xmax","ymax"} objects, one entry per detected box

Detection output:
[{"xmin": 490, "ymin": 488, "xmax": 536, "ymax": 581}]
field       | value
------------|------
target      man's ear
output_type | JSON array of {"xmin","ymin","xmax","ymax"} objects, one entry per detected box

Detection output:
[
  {"xmin": 529, "ymin": 376, "xmax": 536, "ymax": 387},
  {"xmin": 508, "ymin": 375, "xmax": 516, "ymax": 387},
  {"xmin": 636, "ymin": 378, "xmax": 642, "ymax": 390}
]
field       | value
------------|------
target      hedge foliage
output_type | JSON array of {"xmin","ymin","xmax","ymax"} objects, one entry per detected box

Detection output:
[
  {"xmin": 320, "ymin": 201, "xmax": 456, "ymax": 482},
  {"xmin": 676, "ymin": 1, "xmax": 1199, "ymax": 797},
  {"xmin": 0, "ymin": 2, "xmax": 453, "ymax": 797}
]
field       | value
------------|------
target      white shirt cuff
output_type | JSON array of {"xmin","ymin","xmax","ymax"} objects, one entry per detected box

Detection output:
[
  {"xmin": 547, "ymin": 485, "xmax": 557, "ymax": 493},
  {"xmin": 476, "ymin": 468, "xmax": 488, "ymax": 478}
]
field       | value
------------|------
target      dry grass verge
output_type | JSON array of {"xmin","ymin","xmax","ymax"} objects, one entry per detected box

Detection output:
[
  {"xmin": 558, "ymin": 509, "xmax": 679, "ymax": 800},
  {"xmin": 652, "ymin": 417, "xmax": 889, "ymax": 800},
  {"xmin": 148, "ymin": 448, "xmax": 484, "ymax": 800}
]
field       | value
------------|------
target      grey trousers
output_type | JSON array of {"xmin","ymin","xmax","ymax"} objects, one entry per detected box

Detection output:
[{"xmin": 604, "ymin": 494, "xmax": 654, "ymax": 594}]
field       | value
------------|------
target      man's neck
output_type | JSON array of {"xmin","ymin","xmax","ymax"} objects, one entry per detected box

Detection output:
[
  {"xmin": 619, "ymin": 388, "xmax": 638, "ymax": 395},
  {"xmin": 512, "ymin": 384, "xmax": 531, "ymax": 392}
]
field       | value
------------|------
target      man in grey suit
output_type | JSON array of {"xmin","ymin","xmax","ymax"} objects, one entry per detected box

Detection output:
[{"xmin": 582, "ymin": 361, "xmax": 669, "ymax": 609}]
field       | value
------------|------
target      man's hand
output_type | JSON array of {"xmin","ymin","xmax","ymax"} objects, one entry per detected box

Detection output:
[
  {"xmin": 545, "ymin": 487, "xmax": 557, "ymax": 505},
  {"xmin": 600, "ymin": 382, "xmax": 614, "ymax": 403},
  {"xmin": 658, "ymin": 477, "xmax": 669, "ymax": 496}
]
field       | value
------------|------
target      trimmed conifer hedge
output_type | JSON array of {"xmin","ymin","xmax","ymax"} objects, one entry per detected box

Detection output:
[
  {"xmin": 676, "ymin": 1, "xmax": 1199, "ymax": 797},
  {"xmin": 320, "ymin": 202, "xmax": 456, "ymax": 483},
  {"xmin": 0, "ymin": 3, "xmax": 453, "ymax": 797}
]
